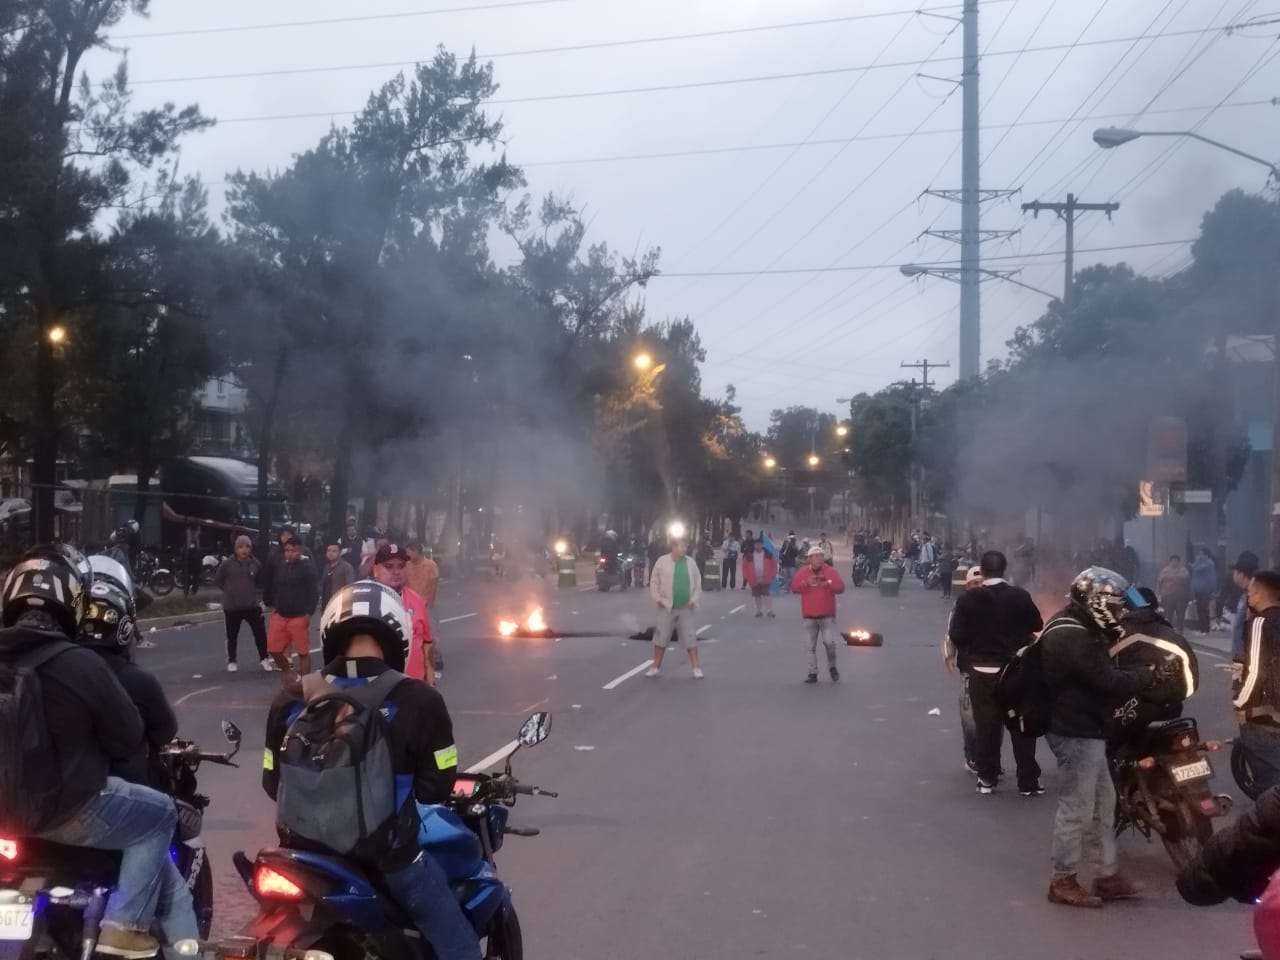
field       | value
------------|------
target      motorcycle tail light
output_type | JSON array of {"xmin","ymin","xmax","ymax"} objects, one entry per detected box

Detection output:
[
  {"xmin": 253, "ymin": 865, "xmax": 304, "ymax": 899},
  {"xmin": 0, "ymin": 838, "xmax": 17, "ymax": 861},
  {"xmin": 1137, "ymin": 757, "xmax": 1157, "ymax": 770},
  {"xmin": 1205, "ymin": 740, "xmax": 1222, "ymax": 751},
  {"xmin": 1200, "ymin": 798, "xmax": 1219, "ymax": 812}
]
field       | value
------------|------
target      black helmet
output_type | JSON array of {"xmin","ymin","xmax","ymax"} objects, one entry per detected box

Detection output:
[
  {"xmin": 81, "ymin": 576, "xmax": 137, "ymax": 656},
  {"xmin": 1069, "ymin": 566, "xmax": 1133, "ymax": 636},
  {"xmin": 2, "ymin": 545, "xmax": 91, "ymax": 636},
  {"xmin": 319, "ymin": 580, "xmax": 411, "ymax": 672}
]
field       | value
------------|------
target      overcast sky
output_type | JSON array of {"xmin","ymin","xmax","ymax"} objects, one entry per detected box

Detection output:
[{"xmin": 88, "ymin": 0, "xmax": 1280, "ymax": 429}]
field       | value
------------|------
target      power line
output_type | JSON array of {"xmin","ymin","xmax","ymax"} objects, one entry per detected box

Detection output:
[
  {"xmin": 107, "ymin": 0, "xmax": 570, "ymax": 40},
  {"xmin": 651, "ymin": 239, "xmax": 1191, "ymax": 277}
]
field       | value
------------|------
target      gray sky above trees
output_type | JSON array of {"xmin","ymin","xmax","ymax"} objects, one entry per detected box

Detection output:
[{"xmin": 89, "ymin": 0, "xmax": 1280, "ymax": 428}]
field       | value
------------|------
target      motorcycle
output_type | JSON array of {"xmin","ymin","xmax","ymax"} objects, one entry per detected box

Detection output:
[
  {"xmin": 136, "ymin": 549, "xmax": 176, "ymax": 597},
  {"xmin": 220, "ymin": 712, "xmax": 556, "ymax": 960},
  {"xmin": 0, "ymin": 721, "xmax": 242, "ymax": 958},
  {"xmin": 851, "ymin": 554, "xmax": 871, "ymax": 587},
  {"xmin": 1112, "ymin": 716, "xmax": 1232, "ymax": 870},
  {"xmin": 595, "ymin": 552, "xmax": 634, "ymax": 592}
]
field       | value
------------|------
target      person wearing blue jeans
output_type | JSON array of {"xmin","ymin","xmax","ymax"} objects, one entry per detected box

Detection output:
[{"xmin": 388, "ymin": 842, "xmax": 480, "ymax": 960}]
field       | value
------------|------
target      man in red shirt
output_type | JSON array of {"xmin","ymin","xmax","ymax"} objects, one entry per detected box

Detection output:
[
  {"xmin": 790, "ymin": 545, "xmax": 846, "ymax": 684},
  {"xmin": 372, "ymin": 543, "xmax": 434, "ymax": 684}
]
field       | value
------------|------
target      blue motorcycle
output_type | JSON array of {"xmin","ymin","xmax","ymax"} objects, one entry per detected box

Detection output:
[{"xmin": 220, "ymin": 712, "xmax": 556, "ymax": 960}]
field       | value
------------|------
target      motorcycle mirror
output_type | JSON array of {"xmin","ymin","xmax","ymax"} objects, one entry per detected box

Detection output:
[
  {"xmin": 222, "ymin": 720, "xmax": 242, "ymax": 745},
  {"xmin": 517, "ymin": 711, "xmax": 552, "ymax": 748}
]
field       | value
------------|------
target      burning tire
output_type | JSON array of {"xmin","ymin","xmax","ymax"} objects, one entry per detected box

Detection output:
[{"xmin": 841, "ymin": 629, "xmax": 883, "ymax": 647}]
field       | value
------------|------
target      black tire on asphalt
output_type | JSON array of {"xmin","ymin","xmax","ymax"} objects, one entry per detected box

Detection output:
[
  {"xmin": 149, "ymin": 569, "xmax": 175, "ymax": 596},
  {"xmin": 1160, "ymin": 800, "xmax": 1213, "ymax": 871},
  {"xmin": 194, "ymin": 856, "xmax": 214, "ymax": 941},
  {"xmin": 487, "ymin": 903, "xmax": 523, "ymax": 960}
]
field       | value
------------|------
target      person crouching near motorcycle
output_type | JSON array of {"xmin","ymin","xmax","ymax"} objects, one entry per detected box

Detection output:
[
  {"xmin": 263, "ymin": 581, "xmax": 479, "ymax": 960},
  {"xmin": 1, "ymin": 545, "xmax": 183, "ymax": 959},
  {"xmin": 646, "ymin": 536, "xmax": 704, "ymax": 679},
  {"xmin": 1040, "ymin": 567, "xmax": 1157, "ymax": 908},
  {"xmin": 791, "ymin": 546, "xmax": 845, "ymax": 684},
  {"xmin": 79, "ymin": 557, "xmax": 199, "ymax": 957},
  {"xmin": 1108, "ymin": 587, "xmax": 1198, "ymax": 753},
  {"xmin": 1234, "ymin": 570, "xmax": 1280, "ymax": 795}
]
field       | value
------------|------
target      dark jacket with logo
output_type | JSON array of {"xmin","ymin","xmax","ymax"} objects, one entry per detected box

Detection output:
[
  {"xmin": 1040, "ymin": 606, "xmax": 1152, "ymax": 739},
  {"xmin": 0, "ymin": 627, "xmax": 144, "ymax": 831},
  {"xmin": 263, "ymin": 556, "xmax": 319, "ymax": 618},
  {"xmin": 262, "ymin": 657, "xmax": 457, "ymax": 869},
  {"xmin": 1236, "ymin": 607, "xmax": 1280, "ymax": 720},
  {"xmin": 947, "ymin": 580, "xmax": 1043, "ymax": 672}
]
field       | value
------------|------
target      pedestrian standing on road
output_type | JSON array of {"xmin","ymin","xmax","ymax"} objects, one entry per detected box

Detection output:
[
  {"xmin": 939, "ymin": 545, "xmax": 958, "ymax": 600},
  {"xmin": 1041, "ymin": 567, "xmax": 1155, "ymax": 908},
  {"xmin": 741, "ymin": 531, "xmax": 754, "ymax": 590},
  {"xmin": 947, "ymin": 551, "xmax": 1044, "ymax": 796},
  {"xmin": 183, "ymin": 523, "xmax": 202, "ymax": 598},
  {"xmin": 373, "ymin": 543, "xmax": 434, "ymax": 685},
  {"xmin": 338, "ymin": 517, "xmax": 362, "ymax": 574},
  {"xmin": 1191, "ymin": 546, "xmax": 1217, "ymax": 634},
  {"xmin": 361, "ymin": 534, "xmax": 390, "ymax": 578},
  {"xmin": 791, "ymin": 545, "xmax": 845, "ymax": 683},
  {"xmin": 263, "ymin": 538, "xmax": 319, "ymax": 681},
  {"xmin": 943, "ymin": 565, "xmax": 984, "ymax": 774},
  {"xmin": 721, "ymin": 533, "xmax": 740, "ymax": 590},
  {"xmin": 214, "ymin": 535, "xmax": 272, "ymax": 673},
  {"xmin": 742, "ymin": 538, "xmax": 777, "ymax": 618},
  {"xmin": 646, "ymin": 535, "xmax": 704, "ymax": 679},
  {"xmin": 1157, "ymin": 554, "xmax": 1192, "ymax": 634},
  {"xmin": 405, "ymin": 541, "xmax": 443, "ymax": 678},
  {"xmin": 1231, "ymin": 552, "xmax": 1261, "ymax": 661},
  {"xmin": 320, "ymin": 540, "xmax": 355, "ymax": 610},
  {"xmin": 817, "ymin": 532, "xmax": 833, "ymax": 561},
  {"xmin": 1235, "ymin": 570, "xmax": 1280, "ymax": 794}
]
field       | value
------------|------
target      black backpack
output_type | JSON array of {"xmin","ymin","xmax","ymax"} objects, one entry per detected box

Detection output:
[
  {"xmin": 994, "ymin": 621, "xmax": 1062, "ymax": 738},
  {"xmin": 275, "ymin": 670, "xmax": 413, "ymax": 859},
  {"xmin": 0, "ymin": 640, "xmax": 77, "ymax": 835}
]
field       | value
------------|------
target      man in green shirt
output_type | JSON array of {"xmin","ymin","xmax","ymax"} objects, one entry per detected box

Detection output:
[{"xmin": 646, "ymin": 535, "xmax": 704, "ymax": 679}]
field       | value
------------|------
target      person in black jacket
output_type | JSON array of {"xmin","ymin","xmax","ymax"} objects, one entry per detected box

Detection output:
[
  {"xmin": 948, "ymin": 550, "xmax": 1044, "ymax": 796},
  {"xmin": 1041, "ymin": 567, "xmax": 1155, "ymax": 909},
  {"xmin": 1, "ymin": 547, "xmax": 181, "ymax": 959},
  {"xmin": 263, "ymin": 581, "xmax": 477, "ymax": 960},
  {"xmin": 1235, "ymin": 570, "xmax": 1280, "ymax": 795},
  {"xmin": 1109, "ymin": 587, "xmax": 1198, "ymax": 745},
  {"xmin": 263, "ymin": 537, "xmax": 319, "ymax": 679}
]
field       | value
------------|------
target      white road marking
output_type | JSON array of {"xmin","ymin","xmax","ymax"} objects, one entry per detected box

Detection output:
[
  {"xmin": 574, "ymin": 745, "xmax": 596, "ymax": 751},
  {"xmin": 603, "ymin": 660, "xmax": 653, "ymax": 690},
  {"xmin": 729, "ymin": 604, "xmax": 745, "ymax": 615},
  {"xmin": 464, "ymin": 739, "xmax": 519, "ymax": 774},
  {"xmin": 696, "ymin": 625, "xmax": 711, "ymax": 635},
  {"xmin": 578, "ymin": 585, "xmax": 597, "ymax": 593},
  {"xmin": 441, "ymin": 612, "xmax": 478, "ymax": 624},
  {"xmin": 175, "ymin": 685, "xmax": 222, "ymax": 707}
]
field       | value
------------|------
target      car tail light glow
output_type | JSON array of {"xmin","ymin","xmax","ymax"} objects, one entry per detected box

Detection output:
[
  {"xmin": 0, "ymin": 839, "xmax": 17, "ymax": 861},
  {"xmin": 253, "ymin": 865, "xmax": 303, "ymax": 899}
]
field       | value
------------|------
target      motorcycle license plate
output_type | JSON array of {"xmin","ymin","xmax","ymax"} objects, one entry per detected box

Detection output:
[
  {"xmin": 1169, "ymin": 758, "xmax": 1212, "ymax": 784},
  {"xmin": 0, "ymin": 896, "xmax": 33, "ymax": 941}
]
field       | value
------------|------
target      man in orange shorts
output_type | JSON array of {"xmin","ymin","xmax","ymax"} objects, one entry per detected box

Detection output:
[{"xmin": 263, "ymin": 537, "xmax": 319, "ymax": 679}]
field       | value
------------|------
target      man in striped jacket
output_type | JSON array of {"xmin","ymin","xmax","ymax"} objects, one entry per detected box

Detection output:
[{"xmin": 1235, "ymin": 570, "xmax": 1280, "ymax": 794}]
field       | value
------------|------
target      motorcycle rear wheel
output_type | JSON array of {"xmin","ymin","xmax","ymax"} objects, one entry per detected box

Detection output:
[
  {"xmin": 1159, "ymin": 801, "xmax": 1213, "ymax": 871},
  {"xmin": 149, "ymin": 569, "xmax": 176, "ymax": 596},
  {"xmin": 486, "ymin": 903, "xmax": 523, "ymax": 960}
]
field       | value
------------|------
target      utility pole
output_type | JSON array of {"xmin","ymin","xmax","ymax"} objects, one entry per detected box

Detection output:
[
  {"xmin": 901, "ymin": 359, "xmax": 951, "ymax": 524},
  {"xmin": 1020, "ymin": 193, "xmax": 1119, "ymax": 316},
  {"xmin": 921, "ymin": 0, "xmax": 1017, "ymax": 380}
]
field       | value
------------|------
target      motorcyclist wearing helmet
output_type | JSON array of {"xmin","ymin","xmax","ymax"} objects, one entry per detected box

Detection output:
[
  {"xmin": 1109, "ymin": 586, "xmax": 1198, "ymax": 745},
  {"xmin": 1040, "ymin": 567, "xmax": 1157, "ymax": 909},
  {"xmin": 1, "ymin": 545, "xmax": 184, "ymax": 959},
  {"xmin": 262, "ymin": 581, "xmax": 476, "ymax": 960}
]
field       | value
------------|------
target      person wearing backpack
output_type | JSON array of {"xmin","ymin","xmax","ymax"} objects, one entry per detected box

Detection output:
[
  {"xmin": 262, "ymin": 580, "xmax": 478, "ymax": 960},
  {"xmin": 947, "ymin": 550, "xmax": 1044, "ymax": 796},
  {"xmin": 0, "ymin": 545, "xmax": 183, "ymax": 959},
  {"xmin": 1039, "ymin": 567, "xmax": 1157, "ymax": 909}
]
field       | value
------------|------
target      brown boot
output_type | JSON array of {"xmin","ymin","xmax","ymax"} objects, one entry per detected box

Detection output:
[
  {"xmin": 1048, "ymin": 875, "xmax": 1103, "ymax": 908},
  {"xmin": 1092, "ymin": 873, "xmax": 1144, "ymax": 901},
  {"xmin": 96, "ymin": 924, "xmax": 161, "ymax": 959}
]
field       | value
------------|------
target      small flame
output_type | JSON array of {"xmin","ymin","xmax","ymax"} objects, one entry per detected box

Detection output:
[
  {"xmin": 848, "ymin": 629, "xmax": 871, "ymax": 640},
  {"xmin": 527, "ymin": 607, "xmax": 547, "ymax": 633},
  {"xmin": 498, "ymin": 621, "xmax": 518, "ymax": 637}
]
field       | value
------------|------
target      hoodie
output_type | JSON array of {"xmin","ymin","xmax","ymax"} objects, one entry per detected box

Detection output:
[{"xmin": 0, "ymin": 626, "xmax": 144, "ymax": 831}]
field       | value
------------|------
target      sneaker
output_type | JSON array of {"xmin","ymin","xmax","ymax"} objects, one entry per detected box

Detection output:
[
  {"xmin": 804, "ymin": 673, "xmax": 818, "ymax": 684},
  {"xmin": 226, "ymin": 661, "xmax": 238, "ymax": 673},
  {"xmin": 1048, "ymin": 875, "xmax": 1103, "ymax": 909},
  {"xmin": 260, "ymin": 657, "xmax": 276, "ymax": 671},
  {"xmin": 766, "ymin": 611, "xmax": 776, "ymax": 619},
  {"xmin": 644, "ymin": 667, "xmax": 660, "ymax": 678},
  {"xmin": 692, "ymin": 668, "xmax": 705, "ymax": 679},
  {"xmin": 976, "ymin": 780, "xmax": 996, "ymax": 795},
  {"xmin": 1092, "ymin": 873, "xmax": 1143, "ymax": 901},
  {"xmin": 829, "ymin": 667, "xmax": 839, "ymax": 682},
  {"xmin": 964, "ymin": 760, "xmax": 979, "ymax": 776},
  {"xmin": 1020, "ymin": 783, "xmax": 1046, "ymax": 797},
  {"xmin": 97, "ymin": 925, "xmax": 162, "ymax": 959},
  {"xmin": 754, "ymin": 612, "xmax": 763, "ymax": 619}
]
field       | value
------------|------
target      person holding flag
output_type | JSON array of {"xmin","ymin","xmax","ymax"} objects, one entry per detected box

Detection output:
[{"xmin": 742, "ymin": 532, "xmax": 779, "ymax": 618}]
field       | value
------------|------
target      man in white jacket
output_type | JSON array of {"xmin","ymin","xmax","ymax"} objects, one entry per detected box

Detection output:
[{"xmin": 646, "ymin": 535, "xmax": 704, "ymax": 679}]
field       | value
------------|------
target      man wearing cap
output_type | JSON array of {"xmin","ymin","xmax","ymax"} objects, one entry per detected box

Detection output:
[
  {"xmin": 646, "ymin": 535, "xmax": 704, "ymax": 679},
  {"xmin": 373, "ymin": 543, "xmax": 434, "ymax": 684},
  {"xmin": 944, "ymin": 566, "xmax": 985, "ymax": 773},
  {"xmin": 790, "ymin": 545, "xmax": 846, "ymax": 684}
]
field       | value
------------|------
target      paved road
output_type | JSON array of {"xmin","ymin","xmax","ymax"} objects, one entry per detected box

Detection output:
[{"xmin": 152, "ymin": 571, "xmax": 1253, "ymax": 960}]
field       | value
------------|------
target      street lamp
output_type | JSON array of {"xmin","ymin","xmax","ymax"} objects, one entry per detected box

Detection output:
[
  {"xmin": 633, "ymin": 352, "xmax": 652, "ymax": 371},
  {"xmin": 807, "ymin": 454, "xmax": 820, "ymax": 467},
  {"xmin": 1092, "ymin": 125, "xmax": 1280, "ymax": 564},
  {"xmin": 836, "ymin": 424, "xmax": 849, "ymax": 438},
  {"xmin": 47, "ymin": 325, "xmax": 66, "ymax": 346},
  {"xmin": 763, "ymin": 456, "xmax": 776, "ymax": 470}
]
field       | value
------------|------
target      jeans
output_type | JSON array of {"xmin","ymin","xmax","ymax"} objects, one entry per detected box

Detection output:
[
  {"xmin": 383, "ymin": 852, "xmax": 481, "ymax": 960},
  {"xmin": 967, "ymin": 671, "xmax": 1040, "ymax": 789},
  {"xmin": 1239, "ymin": 721, "xmax": 1280, "ymax": 794},
  {"xmin": 224, "ymin": 606, "xmax": 268, "ymax": 661},
  {"xmin": 1164, "ymin": 593, "xmax": 1188, "ymax": 633},
  {"xmin": 780, "ymin": 563, "xmax": 796, "ymax": 592},
  {"xmin": 1046, "ymin": 734, "xmax": 1117, "ymax": 879},
  {"xmin": 721, "ymin": 557, "xmax": 737, "ymax": 590},
  {"xmin": 36, "ymin": 777, "xmax": 177, "ymax": 932},
  {"xmin": 1194, "ymin": 591, "xmax": 1212, "ymax": 633},
  {"xmin": 803, "ymin": 617, "xmax": 837, "ymax": 674},
  {"xmin": 157, "ymin": 858, "xmax": 199, "ymax": 959}
]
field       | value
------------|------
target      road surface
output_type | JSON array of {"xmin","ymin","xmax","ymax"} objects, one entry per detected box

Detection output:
[{"xmin": 146, "ymin": 569, "xmax": 1252, "ymax": 960}]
